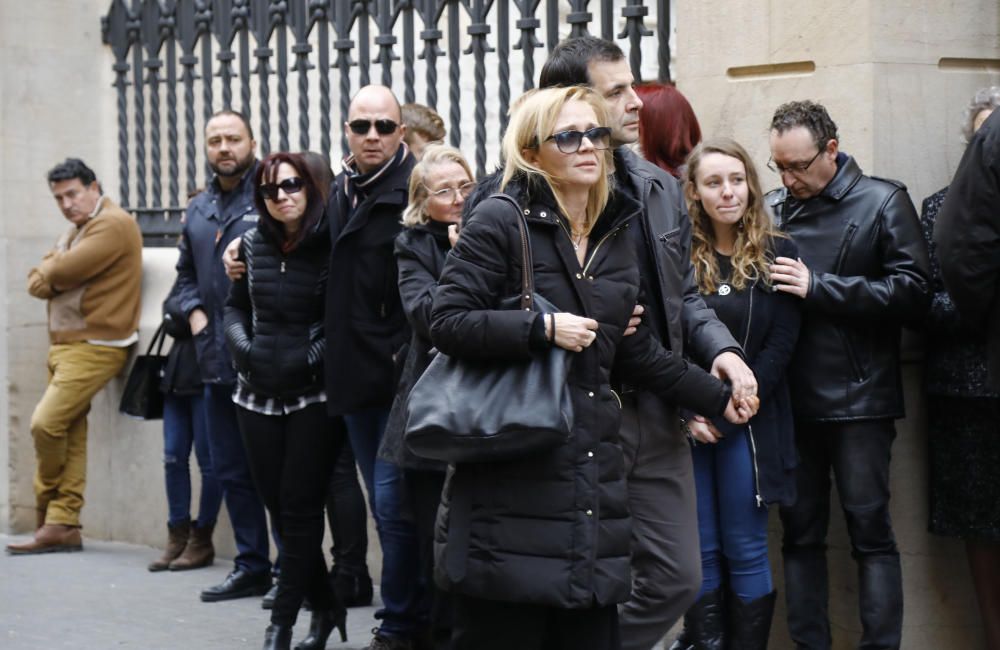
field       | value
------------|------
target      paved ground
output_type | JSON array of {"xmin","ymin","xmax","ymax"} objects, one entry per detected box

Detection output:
[{"xmin": 0, "ymin": 533, "xmax": 379, "ymax": 649}]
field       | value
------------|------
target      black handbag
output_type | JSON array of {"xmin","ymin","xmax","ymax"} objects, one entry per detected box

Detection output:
[
  {"xmin": 404, "ymin": 195, "xmax": 574, "ymax": 463},
  {"xmin": 119, "ymin": 323, "xmax": 168, "ymax": 420}
]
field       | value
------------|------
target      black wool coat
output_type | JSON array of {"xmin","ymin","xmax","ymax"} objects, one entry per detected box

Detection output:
[
  {"xmin": 224, "ymin": 217, "xmax": 330, "ymax": 399},
  {"xmin": 429, "ymin": 180, "xmax": 730, "ymax": 609},
  {"xmin": 324, "ymin": 154, "xmax": 415, "ymax": 416}
]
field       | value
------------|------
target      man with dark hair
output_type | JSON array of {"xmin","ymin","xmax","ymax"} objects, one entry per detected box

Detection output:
[
  {"xmin": 536, "ymin": 36, "xmax": 758, "ymax": 650},
  {"xmin": 174, "ymin": 110, "xmax": 276, "ymax": 603},
  {"xmin": 6, "ymin": 159, "xmax": 142, "ymax": 555},
  {"xmin": 767, "ymin": 100, "xmax": 930, "ymax": 650}
]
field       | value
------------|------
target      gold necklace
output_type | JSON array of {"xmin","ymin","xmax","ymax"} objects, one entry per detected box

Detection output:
[{"xmin": 559, "ymin": 219, "xmax": 587, "ymax": 250}]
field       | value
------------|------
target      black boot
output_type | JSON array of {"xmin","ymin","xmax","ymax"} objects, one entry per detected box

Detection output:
[
  {"xmin": 669, "ymin": 589, "xmax": 726, "ymax": 650},
  {"xmin": 294, "ymin": 607, "xmax": 348, "ymax": 649},
  {"xmin": 729, "ymin": 590, "xmax": 776, "ymax": 650},
  {"xmin": 262, "ymin": 624, "xmax": 293, "ymax": 650}
]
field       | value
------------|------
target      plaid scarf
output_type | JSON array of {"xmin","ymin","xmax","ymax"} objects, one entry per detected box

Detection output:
[{"xmin": 341, "ymin": 142, "xmax": 409, "ymax": 217}]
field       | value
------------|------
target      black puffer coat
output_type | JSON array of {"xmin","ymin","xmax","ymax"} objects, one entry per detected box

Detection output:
[
  {"xmin": 224, "ymin": 216, "xmax": 330, "ymax": 399},
  {"xmin": 380, "ymin": 220, "xmax": 452, "ymax": 472},
  {"xmin": 767, "ymin": 154, "xmax": 930, "ymax": 422},
  {"xmin": 429, "ymin": 180, "xmax": 730, "ymax": 609}
]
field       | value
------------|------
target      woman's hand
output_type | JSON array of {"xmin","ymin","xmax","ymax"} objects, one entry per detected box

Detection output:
[
  {"xmin": 447, "ymin": 223, "xmax": 460, "ymax": 247},
  {"xmin": 688, "ymin": 414, "xmax": 723, "ymax": 444},
  {"xmin": 222, "ymin": 236, "xmax": 245, "ymax": 281},
  {"xmin": 550, "ymin": 313, "xmax": 599, "ymax": 352}
]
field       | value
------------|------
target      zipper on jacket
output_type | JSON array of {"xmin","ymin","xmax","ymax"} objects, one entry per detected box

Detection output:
[
  {"xmin": 742, "ymin": 281, "xmax": 764, "ymax": 508},
  {"xmin": 280, "ymin": 260, "xmax": 286, "ymax": 274},
  {"xmin": 834, "ymin": 223, "xmax": 859, "ymax": 273},
  {"xmin": 582, "ymin": 221, "xmax": 629, "ymax": 277},
  {"xmin": 837, "ymin": 327, "xmax": 866, "ymax": 383}
]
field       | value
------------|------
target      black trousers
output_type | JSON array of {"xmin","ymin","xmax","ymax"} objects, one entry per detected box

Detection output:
[
  {"xmin": 406, "ymin": 469, "xmax": 450, "ymax": 649},
  {"xmin": 451, "ymin": 595, "xmax": 620, "ymax": 650},
  {"xmin": 779, "ymin": 419, "xmax": 902, "ymax": 650},
  {"xmin": 325, "ymin": 420, "xmax": 370, "ymax": 579},
  {"xmin": 238, "ymin": 402, "xmax": 344, "ymax": 627}
]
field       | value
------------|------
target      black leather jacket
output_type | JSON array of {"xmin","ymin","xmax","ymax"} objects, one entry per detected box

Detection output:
[{"xmin": 767, "ymin": 154, "xmax": 930, "ymax": 422}]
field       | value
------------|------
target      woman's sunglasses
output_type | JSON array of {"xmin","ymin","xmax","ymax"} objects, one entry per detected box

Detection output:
[
  {"xmin": 347, "ymin": 119, "xmax": 399, "ymax": 135},
  {"xmin": 259, "ymin": 177, "xmax": 305, "ymax": 201},
  {"xmin": 545, "ymin": 127, "xmax": 613, "ymax": 154}
]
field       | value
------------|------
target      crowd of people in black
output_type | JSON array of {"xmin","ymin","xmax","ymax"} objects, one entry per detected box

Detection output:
[{"xmin": 12, "ymin": 32, "xmax": 1000, "ymax": 650}]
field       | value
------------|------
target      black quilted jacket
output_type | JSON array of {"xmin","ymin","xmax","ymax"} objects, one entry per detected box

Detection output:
[{"xmin": 224, "ymin": 216, "xmax": 330, "ymax": 399}]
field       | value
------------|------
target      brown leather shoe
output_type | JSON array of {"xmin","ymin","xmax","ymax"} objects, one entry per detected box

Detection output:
[
  {"xmin": 169, "ymin": 521, "xmax": 214, "ymax": 571},
  {"xmin": 6, "ymin": 524, "xmax": 83, "ymax": 555},
  {"xmin": 148, "ymin": 520, "xmax": 190, "ymax": 571}
]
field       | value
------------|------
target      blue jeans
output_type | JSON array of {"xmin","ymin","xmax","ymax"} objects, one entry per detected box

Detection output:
[
  {"xmin": 692, "ymin": 428, "xmax": 772, "ymax": 602},
  {"xmin": 204, "ymin": 384, "xmax": 271, "ymax": 575},
  {"xmin": 163, "ymin": 393, "xmax": 222, "ymax": 528},
  {"xmin": 344, "ymin": 408, "xmax": 423, "ymax": 639}
]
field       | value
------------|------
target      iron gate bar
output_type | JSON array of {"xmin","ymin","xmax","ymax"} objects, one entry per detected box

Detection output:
[{"xmin": 101, "ymin": 0, "xmax": 673, "ymax": 246}]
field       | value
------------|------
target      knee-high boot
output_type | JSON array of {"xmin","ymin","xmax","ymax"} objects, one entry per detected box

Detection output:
[
  {"xmin": 728, "ymin": 590, "xmax": 776, "ymax": 650},
  {"xmin": 667, "ymin": 588, "xmax": 726, "ymax": 650}
]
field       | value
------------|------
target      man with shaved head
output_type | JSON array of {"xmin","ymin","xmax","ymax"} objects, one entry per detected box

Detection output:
[{"xmin": 326, "ymin": 84, "xmax": 421, "ymax": 650}]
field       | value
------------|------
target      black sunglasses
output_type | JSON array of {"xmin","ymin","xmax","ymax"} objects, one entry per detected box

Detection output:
[
  {"xmin": 259, "ymin": 177, "xmax": 305, "ymax": 201},
  {"xmin": 347, "ymin": 119, "xmax": 399, "ymax": 136},
  {"xmin": 545, "ymin": 127, "xmax": 612, "ymax": 154}
]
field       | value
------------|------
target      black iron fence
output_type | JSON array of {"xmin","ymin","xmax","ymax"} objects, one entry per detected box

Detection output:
[{"xmin": 101, "ymin": 0, "xmax": 673, "ymax": 245}]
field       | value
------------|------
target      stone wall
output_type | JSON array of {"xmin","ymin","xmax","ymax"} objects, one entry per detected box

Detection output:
[{"xmin": 675, "ymin": 0, "xmax": 998, "ymax": 646}]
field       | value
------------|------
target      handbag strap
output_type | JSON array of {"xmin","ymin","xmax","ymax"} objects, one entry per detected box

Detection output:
[
  {"xmin": 487, "ymin": 193, "xmax": 534, "ymax": 311},
  {"xmin": 146, "ymin": 322, "xmax": 167, "ymax": 356}
]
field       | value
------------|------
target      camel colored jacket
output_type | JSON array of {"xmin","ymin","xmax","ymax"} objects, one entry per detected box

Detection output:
[{"xmin": 28, "ymin": 197, "xmax": 142, "ymax": 344}]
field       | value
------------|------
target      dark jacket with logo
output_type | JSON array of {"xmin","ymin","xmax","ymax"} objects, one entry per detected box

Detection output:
[
  {"xmin": 430, "ymin": 180, "xmax": 730, "ymax": 609},
  {"xmin": 767, "ymin": 154, "xmax": 930, "ymax": 422},
  {"xmin": 935, "ymin": 110, "xmax": 1000, "ymax": 391},
  {"xmin": 176, "ymin": 165, "xmax": 261, "ymax": 385},
  {"xmin": 695, "ymin": 237, "xmax": 802, "ymax": 506},
  {"xmin": 324, "ymin": 153, "xmax": 415, "ymax": 416},
  {"xmin": 223, "ymin": 215, "xmax": 329, "ymax": 399}
]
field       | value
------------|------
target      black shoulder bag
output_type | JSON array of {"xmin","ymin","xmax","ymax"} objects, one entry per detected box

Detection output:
[
  {"xmin": 119, "ymin": 323, "xmax": 168, "ymax": 420},
  {"xmin": 404, "ymin": 195, "xmax": 574, "ymax": 463}
]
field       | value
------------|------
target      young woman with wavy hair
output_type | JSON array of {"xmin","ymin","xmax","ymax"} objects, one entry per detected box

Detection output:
[{"xmin": 669, "ymin": 138, "xmax": 801, "ymax": 650}]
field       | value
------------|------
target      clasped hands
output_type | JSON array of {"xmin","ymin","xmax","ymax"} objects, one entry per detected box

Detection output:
[{"xmin": 687, "ymin": 351, "xmax": 760, "ymax": 444}]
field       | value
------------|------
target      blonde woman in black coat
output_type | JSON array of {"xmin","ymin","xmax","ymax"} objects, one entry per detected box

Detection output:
[{"xmin": 428, "ymin": 86, "xmax": 754, "ymax": 650}]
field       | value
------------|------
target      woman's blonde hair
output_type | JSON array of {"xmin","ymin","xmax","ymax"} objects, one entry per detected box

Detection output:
[
  {"xmin": 683, "ymin": 138, "xmax": 785, "ymax": 294},
  {"xmin": 500, "ymin": 86, "xmax": 613, "ymax": 234},
  {"xmin": 402, "ymin": 143, "xmax": 474, "ymax": 227}
]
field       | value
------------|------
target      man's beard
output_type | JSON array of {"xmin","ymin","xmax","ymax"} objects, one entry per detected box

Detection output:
[{"xmin": 209, "ymin": 151, "xmax": 255, "ymax": 179}]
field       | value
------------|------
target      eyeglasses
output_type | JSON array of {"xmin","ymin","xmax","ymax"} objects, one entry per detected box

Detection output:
[
  {"xmin": 347, "ymin": 119, "xmax": 399, "ymax": 136},
  {"xmin": 425, "ymin": 181, "xmax": 476, "ymax": 201},
  {"xmin": 767, "ymin": 148, "xmax": 823, "ymax": 175},
  {"xmin": 545, "ymin": 127, "xmax": 613, "ymax": 154},
  {"xmin": 259, "ymin": 177, "xmax": 305, "ymax": 201}
]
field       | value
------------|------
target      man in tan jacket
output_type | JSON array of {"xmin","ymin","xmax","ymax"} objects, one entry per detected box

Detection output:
[{"xmin": 6, "ymin": 158, "xmax": 142, "ymax": 555}]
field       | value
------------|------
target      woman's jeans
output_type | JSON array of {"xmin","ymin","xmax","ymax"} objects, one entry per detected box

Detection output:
[
  {"xmin": 344, "ymin": 407, "xmax": 422, "ymax": 640},
  {"xmin": 238, "ymin": 402, "xmax": 344, "ymax": 627},
  {"xmin": 162, "ymin": 392, "xmax": 222, "ymax": 528},
  {"xmin": 691, "ymin": 428, "xmax": 772, "ymax": 602}
]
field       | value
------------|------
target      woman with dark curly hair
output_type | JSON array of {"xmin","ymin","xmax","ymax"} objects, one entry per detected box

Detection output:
[
  {"xmin": 225, "ymin": 151, "xmax": 346, "ymax": 650},
  {"xmin": 669, "ymin": 138, "xmax": 800, "ymax": 650}
]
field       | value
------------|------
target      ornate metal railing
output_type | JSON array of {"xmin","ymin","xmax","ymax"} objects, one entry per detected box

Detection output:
[{"xmin": 101, "ymin": 0, "xmax": 672, "ymax": 245}]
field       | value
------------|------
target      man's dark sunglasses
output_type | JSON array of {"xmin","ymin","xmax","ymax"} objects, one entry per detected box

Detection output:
[
  {"xmin": 545, "ymin": 127, "xmax": 613, "ymax": 154},
  {"xmin": 259, "ymin": 177, "xmax": 305, "ymax": 201},
  {"xmin": 348, "ymin": 119, "xmax": 399, "ymax": 136}
]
